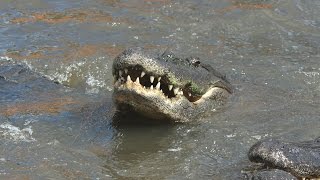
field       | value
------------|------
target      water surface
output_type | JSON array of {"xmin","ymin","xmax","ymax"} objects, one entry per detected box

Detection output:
[{"xmin": 0, "ymin": 0, "xmax": 320, "ymax": 179}]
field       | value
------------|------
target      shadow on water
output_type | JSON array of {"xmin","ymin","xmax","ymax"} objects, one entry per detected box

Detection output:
[
  {"xmin": 111, "ymin": 110, "xmax": 178, "ymax": 156},
  {"xmin": 84, "ymin": 107, "xmax": 184, "ymax": 178},
  {"xmin": 65, "ymin": 89, "xmax": 182, "ymax": 178}
]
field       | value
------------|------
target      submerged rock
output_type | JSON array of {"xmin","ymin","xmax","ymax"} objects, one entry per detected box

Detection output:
[
  {"xmin": 247, "ymin": 137, "xmax": 320, "ymax": 179},
  {"xmin": 243, "ymin": 168, "xmax": 298, "ymax": 180}
]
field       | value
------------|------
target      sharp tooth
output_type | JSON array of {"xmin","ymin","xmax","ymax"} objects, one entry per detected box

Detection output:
[
  {"xmin": 119, "ymin": 70, "xmax": 123, "ymax": 77},
  {"xmin": 150, "ymin": 86, "xmax": 153, "ymax": 90},
  {"xmin": 188, "ymin": 93, "xmax": 191, "ymax": 96},
  {"xmin": 168, "ymin": 85, "xmax": 173, "ymax": 91},
  {"xmin": 150, "ymin": 76, "xmax": 154, "ymax": 83},
  {"xmin": 174, "ymin": 88, "xmax": 179, "ymax": 95},
  {"xmin": 135, "ymin": 77, "xmax": 140, "ymax": 84},
  {"xmin": 127, "ymin": 75, "xmax": 132, "ymax": 82},
  {"xmin": 141, "ymin": 71, "xmax": 145, "ymax": 77},
  {"xmin": 158, "ymin": 77, "xmax": 161, "ymax": 81},
  {"xmin": 156, "ymin": 82, "xmax": 161, "ymax": 90},
  {"xmin": 124, "ymin": 69, "xmax": 128, "ymax": 74},
  {"xmin": 143, "ymin": 86, "xmax": 146, "ymax": 89}
]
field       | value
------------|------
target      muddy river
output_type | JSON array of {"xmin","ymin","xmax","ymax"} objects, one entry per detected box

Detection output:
[{"xmin": 0, "ymin": 0, "xmax": 319, "ymax": 179}]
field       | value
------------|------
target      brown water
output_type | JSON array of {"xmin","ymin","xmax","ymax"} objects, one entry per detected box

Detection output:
[{"xmin": 0, "ymin": 0, "xmax": 320, "ymax": 179}]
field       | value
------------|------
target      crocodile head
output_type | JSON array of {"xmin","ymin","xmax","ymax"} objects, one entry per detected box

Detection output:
[{"xmin": 112, "ymin": 48, "xmax": 232, "ymax": 122}]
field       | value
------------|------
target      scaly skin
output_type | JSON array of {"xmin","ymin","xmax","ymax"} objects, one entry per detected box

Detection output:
[{"xmin": 112, "ymin": 48, "xmax": 232, "ymax": 122}]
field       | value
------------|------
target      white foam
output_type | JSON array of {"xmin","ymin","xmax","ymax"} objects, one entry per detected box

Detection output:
[
  {"xmin": 0, "ymin": 123, "xmax": 36, "ymax": 142},
  {"xmin": 226, "ymin": 134, "xmax": 236, "ymax": 138},
  {"xmin": 5, "ymin": 56, "xmax": 111, "ymax": 93},
  {"xmin": 168, "ymin": 147, "xmax": 182, "ymax": 152},
  {"xmin": 0, "ymin": 56, "xmax": 13, "ymax": 61},
  {"xmin": 86, "ymin": 74, "xmax": 106, "ymax": 88}
]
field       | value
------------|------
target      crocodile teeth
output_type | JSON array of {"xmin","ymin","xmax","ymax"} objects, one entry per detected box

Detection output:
[
  {"xmin": 158, "ymin": 77, "xmax": 161, "ymax": 81},
  {"xmin": 119, "ymin": 70, "xmax": 123, "ymax": 77},
  {"xmin": 135, "ymin": 77, "xmax": 140, "ymax": 84},
  {"xmin": 156, "ymin": 82, "xmax": 161, "ymax": 90},
  {"xmin": 127, "ymin": 75, "xmax": 132, "ymax": 82},
  {"xmin": 188, "ymin": 92, "xmax": 191, "ymax": 97},
  {"xmin": 150, "ymin": 85, "xmax": 153, "ymax": 90},
  {"xmin": 173, "ymin": 88, "xmax": 179, "ymax": 95},
  {"xmin": 168, "ymin": 85, "xmax": 173, "ymax": 91},
  {"xmin": 114, "ymin": 79, "xmax": 120, "ymax": 86},
  {"xmin": 124, "ymin": 68, "xmax": 128, "ymax": 74},
  {"xmin": 141, "ymin": 71, "xmax": 145, "ymax": 77},
  {"xmin": 150, "ymin": 76, "xmax": 154, "ymax": 83}
]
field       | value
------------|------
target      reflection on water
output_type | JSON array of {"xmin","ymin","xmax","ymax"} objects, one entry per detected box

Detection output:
[{"xmin": 0, "ymin": 0, "xmax": 320, "ymax": 179}]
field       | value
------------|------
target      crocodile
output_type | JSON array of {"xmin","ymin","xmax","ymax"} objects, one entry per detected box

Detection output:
[
  {"xmin": 112, "ymin": 48, "xmax": 232, "ymax": 122},
  {"xmin": 245, "ymin": 137, "xmax": 320, "ymax": 180}
]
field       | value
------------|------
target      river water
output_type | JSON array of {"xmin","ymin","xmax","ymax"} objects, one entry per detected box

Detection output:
[{"xmin": 0, "ymin": 0, "xmax": 319, "ymax": 179}]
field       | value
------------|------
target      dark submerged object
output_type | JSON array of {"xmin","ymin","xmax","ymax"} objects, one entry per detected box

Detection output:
[
  {"xmin": 243, "ymin": 168, "xmax": 298, "ymax": 180},
  {"xmin": 248, "ymin": 137, "xmax": 320, "ymax": 179},
  {"xmin": 0, "ymin": 60, "xmax": 63, "ymax": 99},
  {"xmin": 112, "ymin": 48, "xmax": 232, "ymax": 122}
]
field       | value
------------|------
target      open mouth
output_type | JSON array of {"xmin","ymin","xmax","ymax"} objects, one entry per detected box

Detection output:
[{"xmin": 113, "ymin": 65, "xmax": 205, "ymax": 102}]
